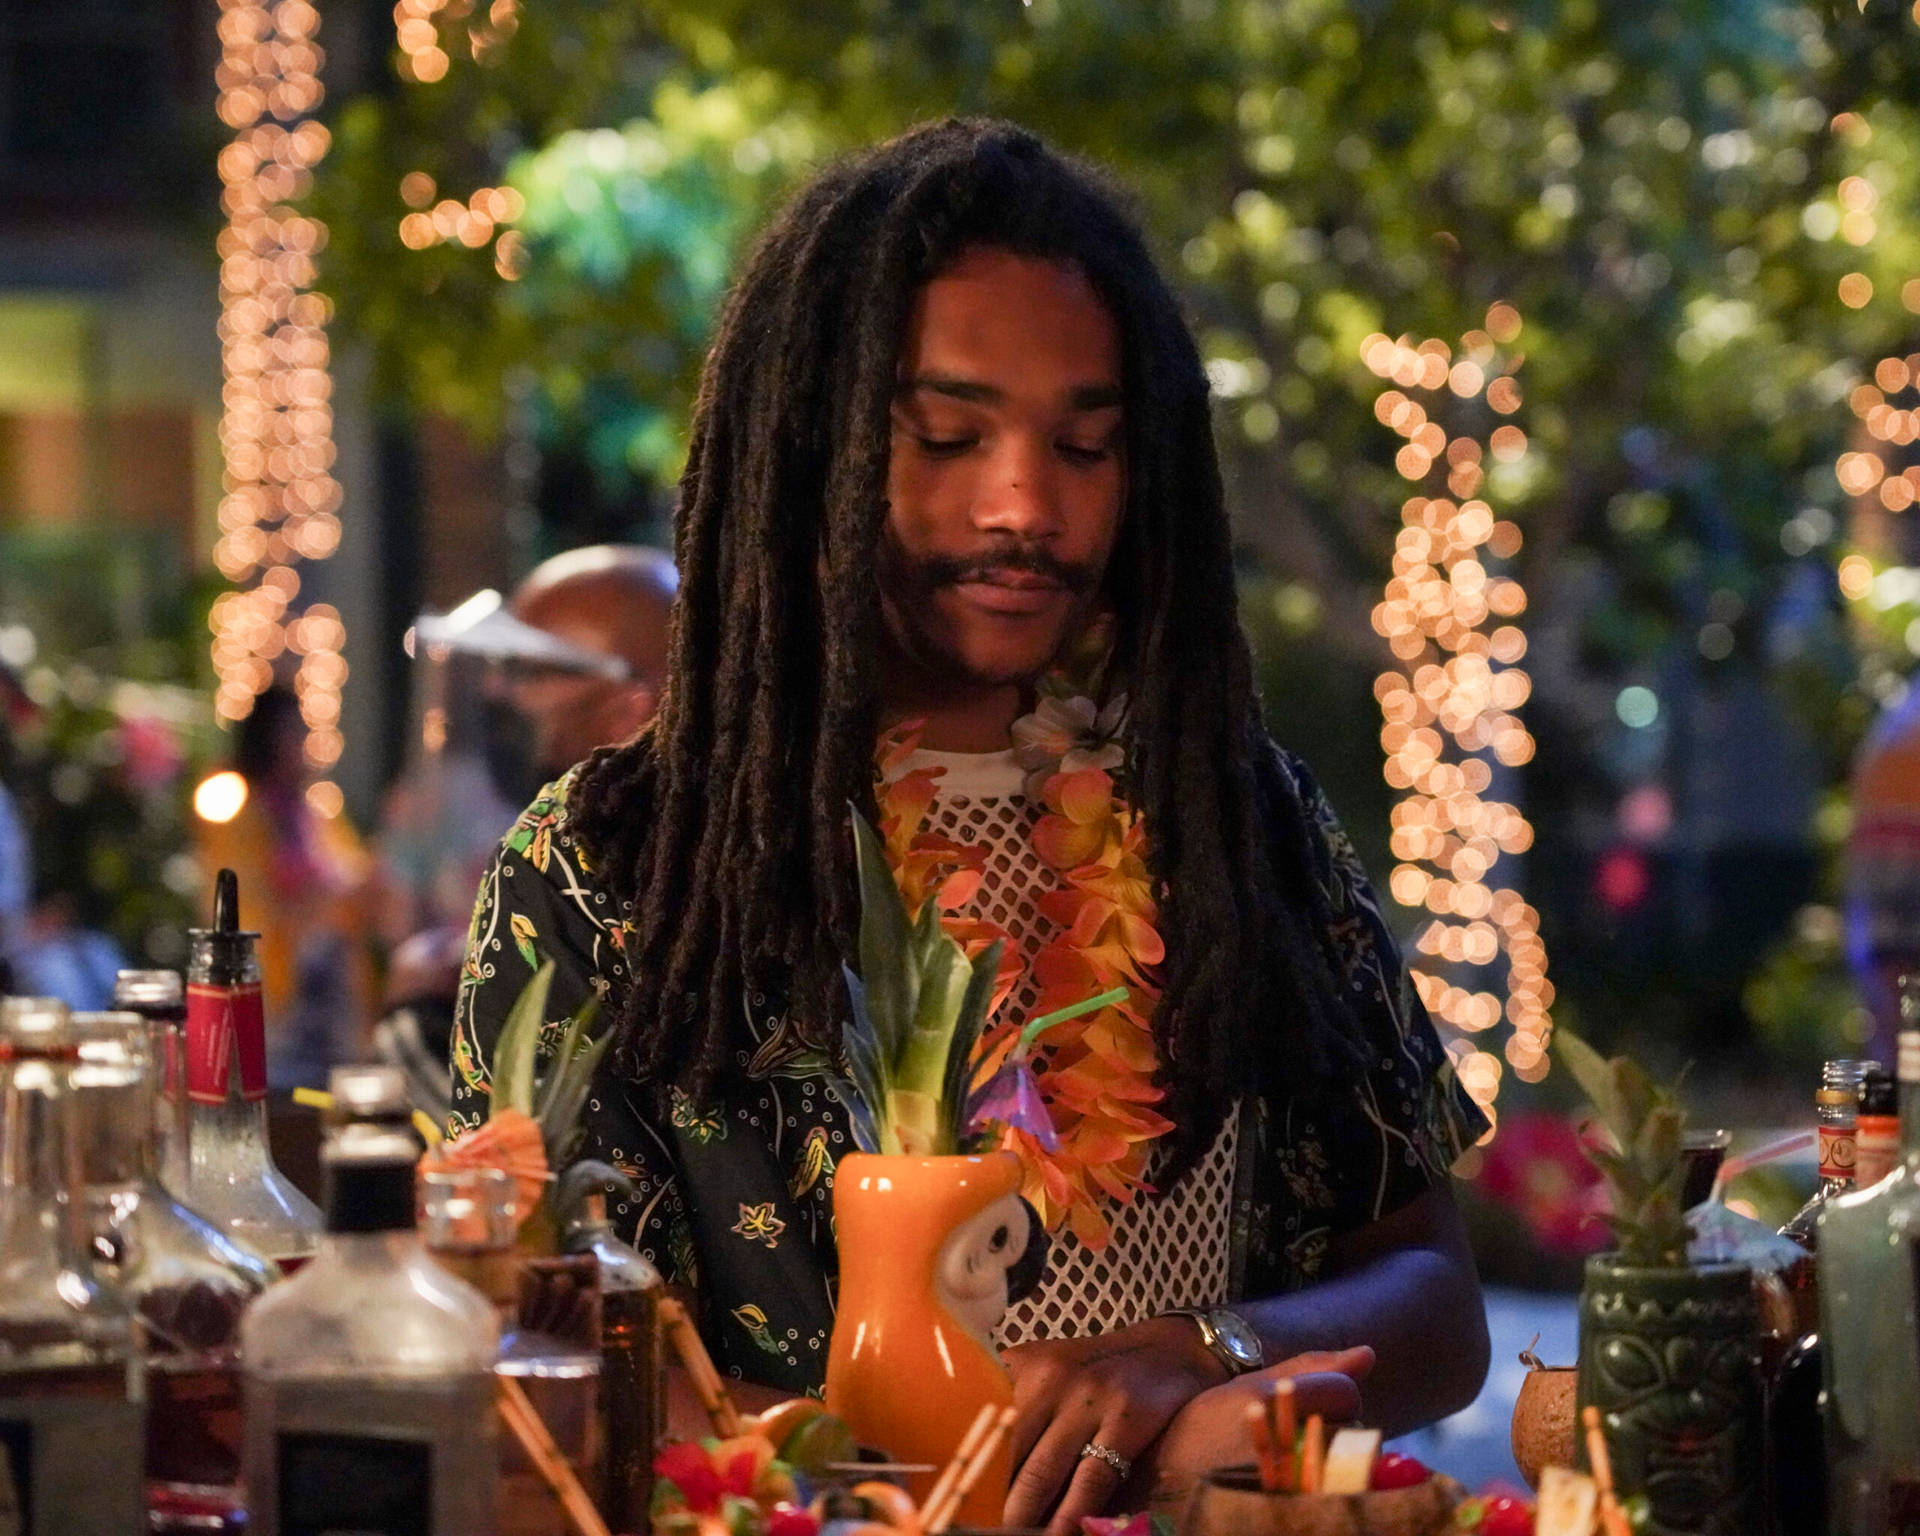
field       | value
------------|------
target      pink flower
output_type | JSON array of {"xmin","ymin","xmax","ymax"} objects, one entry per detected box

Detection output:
[{"xmin": 1474, "ymin": 1110, "xmax": 1610, "ymax": 1256}]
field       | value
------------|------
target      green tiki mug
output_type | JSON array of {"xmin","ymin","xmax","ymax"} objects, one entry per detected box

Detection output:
[{"xmin": 1576, "ymin": 1256, "xmax": 1762, "ymax": 1536}]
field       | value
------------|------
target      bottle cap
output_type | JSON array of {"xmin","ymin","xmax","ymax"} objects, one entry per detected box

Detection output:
[
  {"xmin": 328, "ymin": 1064, "xmax": 411, "ymax": 1121},
  {"xmin": 1861, "ymin": 1065, "xmax": 1898, "ymax": 1116},
  {"xmin": 0, "ymin": 996, "xmax": 72, "ymax": 1057},
  {"xmin": 186, "ymin": 869, "xmax": 261, "ymax": 971},
  {"xmin": 112, "ymin": 971, "xmax": 184, "ymax": 1012}
]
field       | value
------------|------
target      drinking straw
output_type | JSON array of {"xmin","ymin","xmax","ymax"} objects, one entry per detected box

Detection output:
[
  {"xmin": 1269, "ymin": 1378, "xmax": 1298, "ymax": 1492},
  {"xmin": 1581, "ymin": 1405, "xmax": 1633, "ymax": 1536},
  {"xmin": 1706, "ymin": 1131, "xmax": 1815, "ymax": 1205},
  {"xmin": 1016, "ymin": 987, "xmax": 1130, "ymax": 1050},
  {"xmin": 1244, "ymin": 1399, "xmax": 1283, "ymax": 1492},
  {"xmin": 1299, "ymin": 1414, "xmax": 1324, "ymax": 1495},
  {"xmin": 920, "ymin": 1402, "xmax": 998, "ymax": 1526},
  {"xmin": 655, "ymin": 1295, "xmax": 744, "ymax": 1436},
  {"xmin": 497, "ymin": 1373, "xmax": 613, "ymax": 1536},
  {"xmin": 924, "ymin": 1405, "xmax": 1017, "ymax": 1534}
]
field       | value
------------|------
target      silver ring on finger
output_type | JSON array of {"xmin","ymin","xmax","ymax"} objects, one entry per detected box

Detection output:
[{"xmin": 1079, "ymin": 1440, "xmax": 1132, "ymax": 1481}]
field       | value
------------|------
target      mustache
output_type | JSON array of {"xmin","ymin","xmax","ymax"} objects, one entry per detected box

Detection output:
[{"xmin": 912, "ymin": 545, "xmax": 1099, "ymax": 592}]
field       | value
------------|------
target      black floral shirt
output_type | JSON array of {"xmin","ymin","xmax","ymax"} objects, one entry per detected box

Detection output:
[{"xmin": 448, "ymin": 749, "xmax": 1487, "ymax": 1394}]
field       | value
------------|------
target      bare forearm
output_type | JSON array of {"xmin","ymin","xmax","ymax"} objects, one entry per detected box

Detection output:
[{"xmin": 1236, "ymin": 1190, "xmax": 1489, "ymax": 1436}]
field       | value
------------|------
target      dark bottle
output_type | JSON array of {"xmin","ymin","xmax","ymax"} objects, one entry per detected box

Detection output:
[
  {"xmin": 1854, "ymin": 1066, "xmax": 1900, "ymax": 1192},
  {"xmin": 1770, "ymin": 1330, "xmax": 1827, "ymax": 1536},
  {"xmin": 1782, "ymin": 1058, "xmax": 1873, "ymax": 1251},
  {"xmin": 565, "ymin": 1194, "xmax": 666, "ymax": 1532}
]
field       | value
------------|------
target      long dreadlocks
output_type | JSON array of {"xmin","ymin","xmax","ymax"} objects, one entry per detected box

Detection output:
[{"xmin": 571, "ymin": 117, "xmax": 1365, "ymax": 1169}]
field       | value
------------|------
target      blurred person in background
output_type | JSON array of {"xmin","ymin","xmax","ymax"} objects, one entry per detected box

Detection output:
[
  {"xmin": 195, "ymin": 683, "xmax": 375, "ymax": 1090},
  {"xmin": 371, "ymin": 544, "xmax": 677, "ymax": 1106},
  {"xmin": 499, "ymin": 543, "xmax": 678, "ymax": 787}
]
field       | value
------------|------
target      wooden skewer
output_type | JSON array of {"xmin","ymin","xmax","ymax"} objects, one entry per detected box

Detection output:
[
  {"xmin": 1270, "ymin": 1378, "xmax": 1298, "ymax": 1493},
  {"xmin": 920, "ymin": 1402, "xmax": 999, "ymax": 1527},
  {"xmin": 496, "ymin": 1374, "xmax": 613, "ymax": 1536},
  {"xmin": 1299, "ymin": 1413, "xmax": 1325, "ymax": 1496},
  {"xmin": 1244, "ymin": 1398, "xmax": 1283, "ymax": 1493},
  {"xmin": 655, "ymin": 1295, "xmax": 744, "ymax": 1437},
  {"xmin": 925, "ymin": 1405, "xmax": 1016, "ymax": 1534},
  {"xmin": 1582, "ymin": 1405, "xmax": 1633, "ymax": 1536}
]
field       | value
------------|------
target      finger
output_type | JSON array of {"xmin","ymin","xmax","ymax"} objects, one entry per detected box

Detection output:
[
  {"xmin": 1286, "ymin": 1369, "xmax": 1365, "ymax": 1425},
  {"xmin": 1004, "ymin": 1399, "xmax": 1103, "ymax": 1530},
  {"xmin": 1044, "ymin": 1444, "xmax": 1129, "ymax": 1536},
  {"xmin": 1273, "ymin": 1345, "xmax": 1376, "ymax": 1382}
]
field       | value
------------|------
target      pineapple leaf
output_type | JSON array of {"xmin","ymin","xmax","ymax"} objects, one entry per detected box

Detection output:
[
  {"xmin": 533, "ymin": 994, "xmax": 601, "ymax": 1127},
  {"xmin": 850, "ymin": 807, "xmax": 914, "ymax": 1065},
  {"xmin": 839, "ymin": 963, "xmax": 892, "ymax": 1149},
  {"xmin": 1555, "ymin": 1029, "xmax": 1627, "ymax": 1144},
  {"xmin": 943, "ymin": 939, "xmax": 1005, "ymax": 1151},
  {"xmin": 1555, "ymin": 1026, "xmax": 1693, "ymax": 1268},
  {"xmin": 492, "ymin": 960, "xmax": 556, "ymax": 1117},
  {"xmin": 537, "ymin": 1026, "xmax": 612, "ymax": 1160}
]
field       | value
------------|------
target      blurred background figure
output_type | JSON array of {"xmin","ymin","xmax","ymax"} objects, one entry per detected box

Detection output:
[
  {"xmin": 499, "ymin": 543, "xmax": 678, "ymax": 787},
  {"xmin": 194, "ymin": 683, "xmax": 375, "ymax": 1091},
  {"xmin": 370, "ymin": 544, "xmax": 676, "ymax": 1106}
]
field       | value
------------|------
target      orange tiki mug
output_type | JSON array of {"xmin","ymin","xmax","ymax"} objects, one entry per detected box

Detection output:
[{"xmin": 826, "ymin": 1150, "xmax": 1032, "ymax": 1528}]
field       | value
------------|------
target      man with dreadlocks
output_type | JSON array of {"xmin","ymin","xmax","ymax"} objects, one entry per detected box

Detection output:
[{"xmin": 451, "ymin": 118, "xmax": 1490, "ymax": 1531}]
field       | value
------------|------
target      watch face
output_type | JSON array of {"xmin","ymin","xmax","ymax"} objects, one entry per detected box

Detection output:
[{"xmin": 1210, "ymin": 1309, "xmax": 1262, "ymax": 1368}]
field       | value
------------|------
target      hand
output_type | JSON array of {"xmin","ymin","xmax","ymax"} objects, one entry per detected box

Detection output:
[
  {"xmin": 1129, "ymin": 1348, "xmax": 1375, "ymax": 1514},
  {"xmin": 1000, "ymin": 1317, "xmax": 1231, "ymax": 1536}
]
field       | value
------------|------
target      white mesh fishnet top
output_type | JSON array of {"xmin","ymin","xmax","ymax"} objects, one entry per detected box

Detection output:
[{"xmin": 902, "ymin": 746, "xmax": 1239, "ymax": 1346}]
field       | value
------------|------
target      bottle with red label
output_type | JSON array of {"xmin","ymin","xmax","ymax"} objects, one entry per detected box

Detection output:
[
  {"xmin": 1780, "ymin": 1057, "xmax": 1873, "ymax": 1252},
  {"xmin": 184, "ymin": 868, "xmax": 321, "ymax": 1268}
]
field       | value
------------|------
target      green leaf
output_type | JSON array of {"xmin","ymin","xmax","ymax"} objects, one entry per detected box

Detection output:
[
  {"xmin": 533, "ymin": 994, "xmax": 601, "ymax": 1127},
  {"xmin": 1555, "ymin": 1029, "xmax": 1625, "ymax": 1140},
  {"xmin": 539, "ymin": 1026, "xmax": 612, "ymax": 1159},
  {"xmin": 850, "ymin": 806, "xmax": 914, "ymax": 1066},
  {"xmin": 492, "ymin": 960, "xmax": 556, "ymax": 1118},
  {"xmin": 944, "ymin": 939, "xmax": 1005, "ymax": 1149}
]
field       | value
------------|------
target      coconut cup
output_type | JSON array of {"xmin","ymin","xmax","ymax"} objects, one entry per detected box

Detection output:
[
  {"xmin": 1511, "ymin": 1362, "xmax": 1577, "ymax": 1489},
  {"xmin": 1179, "ymin": 1466, "xmax": 1464, "ymax": 1536}
]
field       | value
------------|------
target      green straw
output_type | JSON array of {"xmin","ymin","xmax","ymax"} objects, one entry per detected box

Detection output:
[{"xmin": 1017, "ymin": 985, "xmax": 1129, "ymax": 1050}]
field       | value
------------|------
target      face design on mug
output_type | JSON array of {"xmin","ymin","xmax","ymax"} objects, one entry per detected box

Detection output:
[{"xmin": 934, "ymin": 1191, "xmax": 1036, "ymax": 1345}]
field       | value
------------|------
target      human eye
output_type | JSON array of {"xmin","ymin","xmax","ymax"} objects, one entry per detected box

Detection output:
[
  {"xmin": 913, "ymin": 432, "xmax": 978, "ymax": 459},
  {"xmin": 1057, "ymin": 431, "xmax": 1120, "ymax": 467}
]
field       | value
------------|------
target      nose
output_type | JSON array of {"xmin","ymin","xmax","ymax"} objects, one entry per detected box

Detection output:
[{"xmin": 973, "ymin": 433, "xmax": 1061, "ymax": 540}]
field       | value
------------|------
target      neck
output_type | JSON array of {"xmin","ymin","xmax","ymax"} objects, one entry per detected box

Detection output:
[{"xmin": 879, "ymin": 671, "xmax": 1025, "ymax": 754}]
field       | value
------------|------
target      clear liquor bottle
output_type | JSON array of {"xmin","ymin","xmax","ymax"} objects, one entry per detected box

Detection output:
[
  {"xmin": 1782, "ymin": 1057, "xmax": 1872, "ymax": 1251},
  {"xmin": 184, "ymin": 869, "xmax": 321, "ymax": 1267},
  {"xmin": 111, "ymin": 970, "xmax": 191, "ymax": 1200},
  {"xmin": 241, "ymin": 1065, "xmax": 500, "ymax": 1536},
  {"xmin": 0, "ymin": 996, "xmax": 146, "ymax": 1534},
  {"xmin": 69, "ymin": 1011, "xmax": 274, "ymax": 1533},
  {"xmin": 565, "ymin": 1193, "xmax": 666, "ymax": 1532},
  {"xmin": 1820, "ymin": 990, "xmax": 1920, "ymax": 1534}
]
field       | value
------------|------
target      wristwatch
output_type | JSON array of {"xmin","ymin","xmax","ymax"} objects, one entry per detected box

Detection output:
[{"xmin": 1162, "ymin": 1306, "xmax": 1264, "ymax": 1376}]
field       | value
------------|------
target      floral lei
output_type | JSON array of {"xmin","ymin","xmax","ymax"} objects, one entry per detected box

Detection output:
[{"xmin": 871, "ymin": 657, "xmax": 1174, "ymax": 1250}]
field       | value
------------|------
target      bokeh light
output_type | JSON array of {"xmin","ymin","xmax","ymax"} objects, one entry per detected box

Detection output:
[{"xmin": 1362, "ymin": 303, "xmax": 1554, "ymax": 1127}]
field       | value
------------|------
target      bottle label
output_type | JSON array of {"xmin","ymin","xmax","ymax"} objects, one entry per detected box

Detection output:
[
  {"xmin": 1855, "ymin": 1117, "xmax": 1901, "ymax": 1190},
  {"xmin": 0, "ymin": 1370, "xmax": 147, "ymax": 1533},
  {"xmin": 186, "ymin": 982, "xmax": 268, "ymax": 1105},
  {"xmin": 1818, "ymin": 1123, "xmax": 1858, "ymax": 1184},
  {"xmin": 278, "ymin": 1430, "xmax": 431, "ymax": 1535}
]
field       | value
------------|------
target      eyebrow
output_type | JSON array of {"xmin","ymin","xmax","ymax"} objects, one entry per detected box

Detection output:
[{"xmin": 902, "ymin": 374, "xmax": 1125, "ymax": 412}]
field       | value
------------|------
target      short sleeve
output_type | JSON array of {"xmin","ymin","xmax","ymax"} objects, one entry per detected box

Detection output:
[
  {"xmin": 1254, "ymin": 749, "xmax": 1488, "ymax": 1264},
  {"xmin": 448, "ymin": 773, "xmax": 692, "ymax": 1282}
]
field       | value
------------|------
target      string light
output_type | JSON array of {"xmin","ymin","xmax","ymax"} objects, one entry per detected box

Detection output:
[
  {"xmin": 1362, "ymin": 308, "xmax": 1555, "ymax": 1136},
  {"xmin": 213, "ymin": 0, "xmax": 345, "ymax": 811},
  {"xmin": 391, "ymin": 4, "xmax": 527, "ymax": 276}
]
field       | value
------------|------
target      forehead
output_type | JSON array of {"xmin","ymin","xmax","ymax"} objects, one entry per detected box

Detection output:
[{"xmin": 897, "ymin": 246, "xmax": 1122, "ymax": 385}]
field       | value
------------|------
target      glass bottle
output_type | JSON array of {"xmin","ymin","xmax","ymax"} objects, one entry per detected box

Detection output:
[
  {"xmin": 241, "ymin": 1065, "xmax": 500, "ymax": 1536},
  {"xmin": 1854, "ymin": 1066, "xmax": 1900, "ymax": 1192},
  {"xmin": 69, "ymin": 1010, "xmax": 274, "ymax": 1534},
  {"xmin": 112, "ymin": 970, "xmax": 191, "ymax": 1200},
  {"xmin": 565, "ymin": 1193, "xmax": 666, "ymax": 1532},
  {"xmin": 1820, "ymin": 990, "xmax": 1920, "ymax": 1535},
  {"xmin": 0, "ymin": 996, "xmax": 146, "ymax": 1534},
  {"xmin": 184, "ymin": 869, "xmax": 321, "ymax": 1266},
  {"xmin": 1782, "ymin": 1057, "xmax": 1872, "ymax": 1251}
]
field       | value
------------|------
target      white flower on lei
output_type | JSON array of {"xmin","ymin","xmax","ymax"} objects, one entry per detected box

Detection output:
[{"xmin": 1010, "ymin": 690, "xmax": 1128, "ymax": 801}]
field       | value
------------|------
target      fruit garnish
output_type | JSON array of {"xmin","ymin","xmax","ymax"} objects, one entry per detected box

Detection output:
[
  {"xmin": 1479, "ymin": 1492, "xmax": 1536, "ymax": 1536},
  {"xmin": 1369, "ymin": 1451, "xmax": 1432, "ymax": 1490}
]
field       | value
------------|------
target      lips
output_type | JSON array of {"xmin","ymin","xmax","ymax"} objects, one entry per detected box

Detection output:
[{"xmin": 949, "ymin": 572, "xmax": 1068, "ymax": 615}]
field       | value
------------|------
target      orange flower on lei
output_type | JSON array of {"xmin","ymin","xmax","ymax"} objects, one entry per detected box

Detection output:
[{"xmin": 873, "ymin": 710, "xmax": 1173, "ymax": 1249}]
